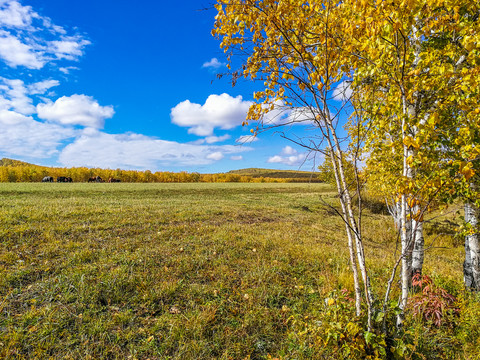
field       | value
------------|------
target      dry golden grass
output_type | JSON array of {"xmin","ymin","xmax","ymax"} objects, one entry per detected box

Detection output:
[{"xmin": 0, "ymin": 183, "xmax": 474, "ymax": 359}]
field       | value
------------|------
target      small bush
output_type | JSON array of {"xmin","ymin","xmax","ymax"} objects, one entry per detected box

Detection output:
[{"xmin": 408, "ymin": 273, "xmax": 459, "ymax": 327}]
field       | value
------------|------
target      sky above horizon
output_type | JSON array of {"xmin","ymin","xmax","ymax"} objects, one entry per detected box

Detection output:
[{"xmin": 0, "ymin": 0, "xmax": 346, "ymax": 173}]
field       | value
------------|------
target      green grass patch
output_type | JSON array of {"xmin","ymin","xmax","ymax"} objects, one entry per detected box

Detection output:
[{"xmin": 0, "ymin": 183, "xmax": 475, "ymax": 359}]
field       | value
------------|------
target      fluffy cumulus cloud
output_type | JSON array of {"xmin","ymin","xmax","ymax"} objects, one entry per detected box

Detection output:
[
  {"xmin": 202, "ymin": 57, "xmax": 226, "ymax": 69},
  {"xmin": 0, "ymin": 110, "xmax": 76, "ymax": 158},
  {"xmin": 268, "ymin": 146, "xmax": 308, "ymax": 166},
  {"xmin": 27, "ymin": 79, "xmax": 59, "ymax": 95},
  {"xmin": 0, "ymin": 2, "xmax": 259, "ymax": 171},
  {"xmin": 59, "ymin": 130, "xmax": 250, "ymax": 170},
  {"xmin": 333, "ymin": 80, "xmax": 353, "ymax": 101},
  {"xmin": 0, "ymin": 0, "xmax": 90, "ymax": 69},
  {"xmin": 206, "ymin": 152, "xmax": 224, "ymax": 161},
  {"xmin": 0, "ymin": 73, "xmax": 115, "ymax": 159},
  {"xmin": 0, "ymin": 75, "xmax": 79, "ymax": 158},
  {"xmin": 49, "ymin": 37, "xmax": 91, "ymax": 61},
  {"xmin": 0, "ymin": 77, "xmax": 58, "ymax": 114},
  {"xmin": 0, "ymin": 0, "xmax": 36, "ymax": 28},
  {"xmin": 37, "ymin": 94, "xmax": 114, "ymax": 128},
  {"xmin": 170, "ymin": 93, "xmax": 252, "ymax": 136},
  {"xmin": 0, "ymin": 30, "xmax": 44, "ymax": 68}
]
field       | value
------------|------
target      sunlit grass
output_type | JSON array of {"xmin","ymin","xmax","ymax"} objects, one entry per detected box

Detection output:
[{"xmin": 0, "ymin": 183, "xmax": 470, "ymax": 359}]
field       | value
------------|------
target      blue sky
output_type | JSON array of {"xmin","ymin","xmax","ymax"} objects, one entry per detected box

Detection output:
[{"xmin": 0, "ymin": 0, "xmax": 342, "ymax": 173}]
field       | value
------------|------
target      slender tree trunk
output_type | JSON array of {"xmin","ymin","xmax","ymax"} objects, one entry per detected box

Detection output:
[
  {"xmin": 404, "ymin": 17, "xmax": 426, "ymax": 284},
  {"xmin": 398, "ymin": 91, "xmax": 412, "ymax": 327},
  {"xmin": 464, "ymin": 225, "xmax": 474, "ymax": 288},
  {"xmin": 464, "ymin": 200, "xmax": 480, "ymax": 291},
  {"xmin": 398, "ymin": 194, "xmax": 409, "ymax": 327},
  {"xmin": 411, "ymin": 204, "xmax": 424, "ymax": 276},
  {"xmin": 327, "ymin": 147, "xmax": 362, "ymax": 316},
  {"xmin": 324, "ymin": 105, "xmax": 373, "ymax": 329}
]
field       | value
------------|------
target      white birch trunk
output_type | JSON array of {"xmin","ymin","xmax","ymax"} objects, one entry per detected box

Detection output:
[
  {"xmin": 411, "ymin": 205, "xmax": 424, "ymax": 276},
  {"xmin": 327, "ymin": 148, "xmax": 362, "ymax": 316},
  {"xmin": 405, "ymin": 17, "xmax": 425, "ymax": 281},
  {"xmin": 464, "ymin": 200, "xmax": 480, "ymax": 291},
  {"xmin": 324, "ymin": 105, "xmax": 373, "ymax": 329}
]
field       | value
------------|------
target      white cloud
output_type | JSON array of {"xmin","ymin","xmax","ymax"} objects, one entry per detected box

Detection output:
[
  {"xmin": 59, "ymin": 66, "xmax": 79, "ymax": 74},
  {"xmin": 27, "ymin": 79, "xmax": 60, "ymax": 95},
  {"xmin": 267, "ymin": 155, "xmax": 283, "ymax": 163},
  {"xmin": 0, "ymin": 77, "xmax": 36, "ymax": 114},
  {"xmin": 0, "ymin": 30, "xmax": 44, "ymax": 69},
  {"xmin": 37, "ymin": 94, "xmax": 114, "ymax": 128},
  {"xmin": 202, "ymin": 57, "xmax": 226, "ymax": 69},
  {"xmin": 333, "ymin": 80, "xmax": 353, "ymax": 101},
  {"xmin": 252, "ymin": 101, "xmax": 314, "ymax": 127},
  {"xmin": 288, "ymin": 107, "xmax": 317, "ymax": 124},
  {"xmin": 49, "ymin": 37, "xmax": 91, "ymax": 61},
  {"xmin": 0, "ymin": 1, "xmax": 36, "ymax": 29},
  {"xmin": 231, "ymin": 155, "xmax": 243, "ymax": 161},
  {"xmin": 205, "ymin": 134, "xmax": 231, "ymax": 144},
  {"xmin": 282, "ymin": 145, "xmax": 296, "ymax": 155},
  {"xmin": 58, "ymin": 130, "xmax": 249, "ymax": 170},
  {"xmin": 206, "ymin": 152, "xmax": 224, "ymax": 161},
  {"xmin": 236, "ymin": 135, "xmax": 259, "ymax": 143},
  {"xmin": 170, "ymin": 93, "xmax": 252, "ymax": 136},
  {"xmin": 0, "ymin": 109, "xmax": 31, "ymax": 124},
  {"xmin": 0, "ymin": 0, "xmax": 90, "ymax": 69},
  {"xmin": 0, "ymin": 109, "xmax": 76, "ymax": 158},
  {"xmin": 267, "ymin": 146, "xmax": 308, "ymax": 166},
  {"xmin": 192, "ymin": 134, "xmax": 231, "ymax": 145}
]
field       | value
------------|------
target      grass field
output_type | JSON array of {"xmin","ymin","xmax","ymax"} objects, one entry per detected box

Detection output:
[{"xmin": 0, "ymin": 183, "xmax": 476, "ymax": 359}]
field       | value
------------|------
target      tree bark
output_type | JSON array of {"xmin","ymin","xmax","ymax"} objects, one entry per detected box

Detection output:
[
  {"xmin": 327, "ymin": 147, "xmax": 362, "ymax": 316},
  {"xmin": 411, "ymin": 205, "xmax": 424, "ymax": 276},
  {"xmin": 464, "ymin": 200, "xmax": 480, "ymax": 291}
]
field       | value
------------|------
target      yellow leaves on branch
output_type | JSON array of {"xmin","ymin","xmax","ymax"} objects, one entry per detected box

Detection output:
[
  {"xmin": 213, "ymin": 0, "xmax": 480, "ymax": 205},
  {"xmin": 403, "ymin": 136, "xmax": 420, "ymax": 150},
  {"xmin": 463, "ymin": 35, "xmax": 477, "ymax": 52},
  {"xmin": 213, "ymin": 0, "xmax": 348, "ymax": 112},
  {"xmin": 460, "ymin": 162, "xmax": 476, "ymax": 181}
]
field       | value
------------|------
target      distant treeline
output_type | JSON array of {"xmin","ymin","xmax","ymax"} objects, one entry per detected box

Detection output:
[
  {"xmin": 0, "ymin": 158, "xmax": 320, "ymax": 183},
  {"xmin": 228, "ymin": 167, "xmax": 322, "ymax": 181}
]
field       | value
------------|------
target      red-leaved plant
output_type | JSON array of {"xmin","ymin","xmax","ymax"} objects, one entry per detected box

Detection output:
[{"xmin": 408, "ymin": 273, "xmax": 459, "ymax": 327}]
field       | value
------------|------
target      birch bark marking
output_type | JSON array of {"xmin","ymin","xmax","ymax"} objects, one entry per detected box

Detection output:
[
  {"xmin": 398, "ymin": 90, "xmax": 411, "ymax": 327},
  {"xmin": 465, "ymin": 198, "xmax": 480, "ymax": 291},
  {"xmin": 407, "ymin": 17, "xmax": 425, "ymax": 278},
  {"xmin": 411, "ymin": 206, "xmax": 424, "ymax": 275}
]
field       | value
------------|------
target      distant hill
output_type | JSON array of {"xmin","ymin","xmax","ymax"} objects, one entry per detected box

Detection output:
[
  {"xmin": 0, "ymin": 158, "xmax": 38, "ymax": 167},
  {"xmin": 228, "ymin": 168, "xmax": 321, "ymax": 181}
]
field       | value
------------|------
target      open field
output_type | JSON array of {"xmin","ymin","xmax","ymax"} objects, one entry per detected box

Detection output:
[{"xmin": 0, "ymin": 183, "xmax": 477, "ymax": 359}]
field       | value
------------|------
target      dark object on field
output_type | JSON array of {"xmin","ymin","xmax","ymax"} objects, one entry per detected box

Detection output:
[
  {"xmin": 57, "ymin": 176, "xmax": 72, "ymax": 182},
  {"xmin": 88, "ymin": 176, "xmax": 104, "ymax": 183},
  {"xmin": 108, "ymin": 178, "xmax": 121, "ymax": 183},
  {"xmin": 42, "ymin": 176, "xmax": 54, "ymax": 182}
]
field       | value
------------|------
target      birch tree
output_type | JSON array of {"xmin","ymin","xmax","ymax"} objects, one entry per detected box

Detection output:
[
  {"xmin": 213, "ymin": 0, "xmax": 480, "ymax": 335},
  {"xmin": 341, "ymin": 0, "xmax": 480, "ymax": 316},
  {"xmin": 213, "ymin": 0, "xmax": 374, "ymax": 326}
]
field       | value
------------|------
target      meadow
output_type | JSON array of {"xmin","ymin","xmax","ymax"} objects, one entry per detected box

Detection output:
[{"xmin": 0, "ymin": 183, "xmax": 478, "ymax": 359}]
